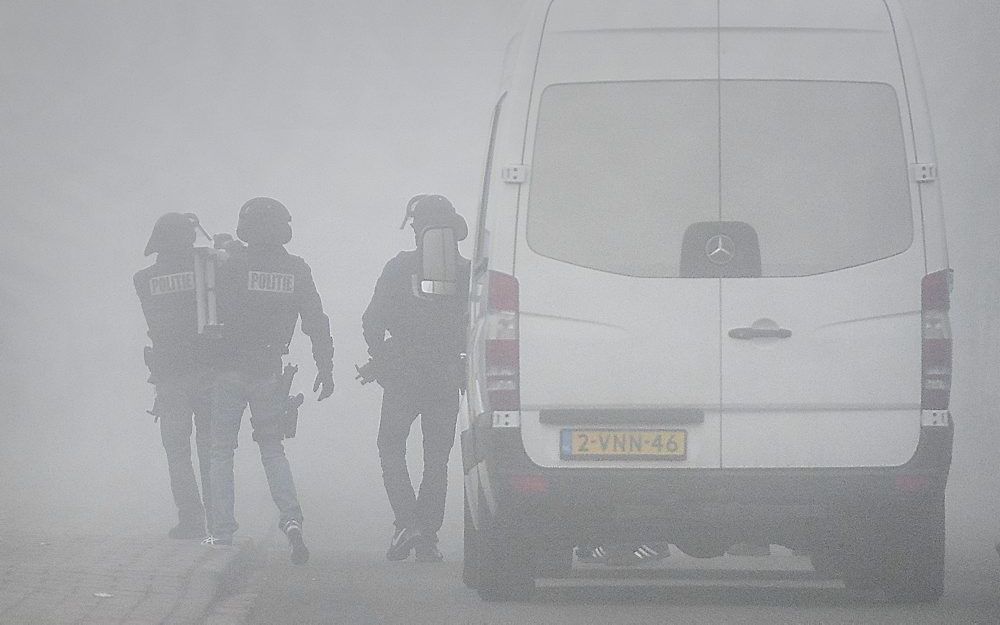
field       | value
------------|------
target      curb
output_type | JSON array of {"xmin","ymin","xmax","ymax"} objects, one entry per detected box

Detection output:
[
  {"xmin": 202, "ymin": 564, "xmax": 267, "ymax": 625},
  {"xmin": 166, "ymin": 539, "xmax": 256, "ymax": 625},
  {"xmin": 0, "ymin": 533, "xmax": 258, "ymax": 625},
  {"xmin": 201, "ymin": 522, "xmax": 278, "ymax": 624}
]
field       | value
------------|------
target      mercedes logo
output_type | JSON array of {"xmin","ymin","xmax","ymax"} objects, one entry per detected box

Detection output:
[{"xmin": 705, "ymin": 234, "xmax": 735, "ymax": 265}]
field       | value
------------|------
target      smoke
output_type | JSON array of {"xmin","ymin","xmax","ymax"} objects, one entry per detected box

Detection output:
[
  {"xmin": 0, "ymin": 0, "xmax": 997, "ymax": 564},
  {"xmin": 905, "ymin": 0, "xmax": 1000, "ymax": 563},
  {"xmin": 0, "ymin": 0, "xmax": 510, "ymax": 544}
]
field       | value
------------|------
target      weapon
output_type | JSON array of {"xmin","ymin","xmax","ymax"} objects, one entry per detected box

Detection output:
[
  {"xmin": 278, "ymin": 363, "xmax": 306, "ymax": 438},
  {"xmin": 182, "ymin": 213, "xmax": 234, "ymax": 341},
  {"xmin": 355, "ymin": 338, "xmax": 406, "ymax": 388},
  {"xmin": 354, "ymin": 358, "xmax": 378, "ymax": 385},
  {"xmin": 183, "ymin": 212, "xmax": 214, "ymax": 243},
  {"xmin": 186, "ymin": 214, "xmax": 218, "ymax": 338},
  {"xmin": 193, "ymin": 247, "xmax": 222, "ymax": 339}
]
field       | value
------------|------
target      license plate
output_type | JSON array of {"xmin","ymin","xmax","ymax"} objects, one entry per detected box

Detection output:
[{"xmin": 560, "ymin": 429, "xmax": 687, "ymax": 461}]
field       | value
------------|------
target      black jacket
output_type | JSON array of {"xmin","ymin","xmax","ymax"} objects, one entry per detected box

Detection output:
[
  {"xmin": 362, "ymin": 250, "xmax": 470, "ymax": 390},
  {"xmin": 217, "ymin": 244, "xmax": 334, "ymax": 376},
  {"xmin": 134, "ymin": 250, "xmax": 206, "ymax": 378}
]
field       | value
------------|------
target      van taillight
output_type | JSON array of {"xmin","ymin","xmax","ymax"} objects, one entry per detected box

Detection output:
[
  {"xmin": 486, "ymin": 271, "xmax": 520, "ymax": 411},
  {"xmin": 921, "ymin": 270, "xmax": 953, "ymax": 411}
]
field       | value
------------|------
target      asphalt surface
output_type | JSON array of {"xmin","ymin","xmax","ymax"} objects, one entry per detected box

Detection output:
[
  {"xmin": 0, "ymin": 532, "xmax": 251, "ymax": 625},
  {"xmin": 233, "ymin": 398, "xmax": 1000, "ymax": 625},
  {"xmin": 244, "ymin": 539, "xmax": 1000, "ymax": 625},
  {"xmin": 0, "ymin": 451, "xmax": 275, "ymax": 625}
]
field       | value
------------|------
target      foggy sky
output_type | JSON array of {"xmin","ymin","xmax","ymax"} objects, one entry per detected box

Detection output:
[
  {"xmin": 1, "ymin": 0, "xmax": 512, "ymax": 542},
  {"xmin": 1, "ymin": 0, "xmax": 998, "ymax": 558}
]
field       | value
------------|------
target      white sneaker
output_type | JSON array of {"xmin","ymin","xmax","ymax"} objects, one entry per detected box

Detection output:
[
  {"xmin": 386, "ymin": 527, "xmax": 419, "ymax": 561},
  {"xmin": 201, "ymin": 535, "xmax": 233, "ymax": 546},
  {"xmin": 282, "ymin": 520, "xmax": 309, "ymax": 565}
]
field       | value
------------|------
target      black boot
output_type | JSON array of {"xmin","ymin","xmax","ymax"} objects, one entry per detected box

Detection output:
[
  {"xmin": 414, "ymin": 534, "xmax": 443, "ymax": 563},
  {"xmin": 386, "ymin": 527, "xmax": 419, "ymax": 561}
]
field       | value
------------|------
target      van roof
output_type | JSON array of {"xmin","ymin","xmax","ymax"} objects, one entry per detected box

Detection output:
[{"xmin": 544, "ymin": 0, "xmax": 894, "ymax": 35}]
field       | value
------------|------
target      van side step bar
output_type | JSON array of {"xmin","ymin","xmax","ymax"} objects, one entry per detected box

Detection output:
[{"xmin": 539, "ymin": 409, "xmax": 704, "ymax": 426}]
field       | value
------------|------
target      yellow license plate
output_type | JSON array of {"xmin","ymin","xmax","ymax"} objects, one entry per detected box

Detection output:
[{"xmin": 560, "ymin": 429, "xmax": 687, "ymax": 461}]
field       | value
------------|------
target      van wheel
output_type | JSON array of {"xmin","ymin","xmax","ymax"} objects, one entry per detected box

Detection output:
[
  {"xmin": 879, "ymin": 494, "xmax": 945, "ymax": 603},
  {"xmin": 462, "ymin": 494, "xmax": 479, "ymax": 589},
  {"xmin": 475, "ymin": 503, "xmax": 536, "ymax": 601}
]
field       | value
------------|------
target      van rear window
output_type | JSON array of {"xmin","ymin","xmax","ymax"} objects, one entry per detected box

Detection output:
[{"xmin": 527, "ymin": 80, "xmax": 913, "ymax": 278}]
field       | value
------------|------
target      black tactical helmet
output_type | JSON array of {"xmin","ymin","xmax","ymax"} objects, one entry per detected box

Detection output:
[
  {"xmin": 400, "ymin": 194, "xmax": 468, "ymax": 242},
  {"xmin": 144, "ymin": 212, "xmax": 197, "ymax": 256},
  {"xmin": 236, "ymin": 197, "xmax": 292, "ymax": 245}
]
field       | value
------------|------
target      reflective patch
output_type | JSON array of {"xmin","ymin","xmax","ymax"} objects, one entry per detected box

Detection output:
[
  {"xmin": 248, "ymin": 271, "xmax": 295, "ymax": 293},
  {"xmin": 149, "ymin": 272, "xmax": 195, "ymax": 296}
]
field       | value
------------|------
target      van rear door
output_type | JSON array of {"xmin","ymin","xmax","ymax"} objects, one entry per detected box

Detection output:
[
  {"xmin": 717, "ymin": 0, "xmax": 925, "ymax": 468},
  {"xmin": 516, "ymin": 1, "xmax": 724, "ymax": 469}
]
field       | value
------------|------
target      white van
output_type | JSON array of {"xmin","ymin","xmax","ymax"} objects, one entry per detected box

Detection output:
[{"xmin": 461, "ymin": 0, "xmax": 952, "ymax": 603}]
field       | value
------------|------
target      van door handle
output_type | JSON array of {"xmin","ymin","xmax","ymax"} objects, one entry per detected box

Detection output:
[{"xmin": 728, "ymin": 327, "xmax": 792, "ymax": 340}]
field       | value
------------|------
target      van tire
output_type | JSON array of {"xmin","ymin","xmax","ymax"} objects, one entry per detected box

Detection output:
[
  {"xmin": 462, "ymin": 494, "xmax": 479, "ymax": 589},
  {"xmin": 880, "ymin": 494, "xmax": 946, "ymax": 603},
  {"xmin": 475, "ymin": 499, "xmax": 536, "ymax": 601}
]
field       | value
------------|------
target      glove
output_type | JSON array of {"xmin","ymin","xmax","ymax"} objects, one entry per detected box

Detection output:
[{"xmin": 313, "ymin": 370, "xmax": 335, "ymax": 401}]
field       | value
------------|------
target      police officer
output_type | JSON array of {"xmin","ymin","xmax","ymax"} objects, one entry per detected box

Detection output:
[
  {"xmin": 207, "ymin": 197, "xmax": 334, "ymax": 565},
  {"xmin": 363, "ymin": 194, "xmax": 470, "ymax": 562},
  {"xmin": 134, "ymin": 213, "xmax": 214, "ymax": 540}
]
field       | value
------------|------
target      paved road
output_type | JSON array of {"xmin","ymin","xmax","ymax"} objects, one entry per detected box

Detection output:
[
  {"xmin": 0, "ymin": 532, "xmax": 249, "ymax": 625},
  {"xmin": 244, "ymin": 541, "xmax": 1000, "ymax": 625}
]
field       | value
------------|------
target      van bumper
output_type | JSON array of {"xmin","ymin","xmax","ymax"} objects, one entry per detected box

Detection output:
[{"xmin": 476, "ymin": 424, "xmax": 952, "ymax": 550}]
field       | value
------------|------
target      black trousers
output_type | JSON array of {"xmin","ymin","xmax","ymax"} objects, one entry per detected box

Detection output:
[{"xmin": 376, "ymin": 383, "xmax": 460, "ymax": 542}]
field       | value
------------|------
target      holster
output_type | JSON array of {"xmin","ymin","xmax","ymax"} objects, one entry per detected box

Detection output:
[
  {"xmin": 280, "ymin": 393, "xmax": 305, "ymax": 439},
  {"xmin": 250, "ymin": 363, "xmax": 304, "ymax": 442}
]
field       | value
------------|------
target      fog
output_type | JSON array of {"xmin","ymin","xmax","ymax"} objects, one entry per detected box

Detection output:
[{"xmin": 1, "ymin": 0, "xmax": 998, "ymax": 574}]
